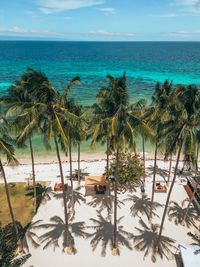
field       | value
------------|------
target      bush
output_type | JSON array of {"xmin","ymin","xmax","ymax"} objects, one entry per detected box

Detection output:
[
  {"xmin": 0, "ymin": 221, "xmax": 23, "ymax": 266},
  {"xmin": 107, "ymin": 152, "xmax": 144, "ymax": 185}
]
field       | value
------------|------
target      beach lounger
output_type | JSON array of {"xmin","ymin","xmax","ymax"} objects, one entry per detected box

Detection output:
[
  {"xmin": 154, "ymin": 185, "xmax": 167, "ymax": 192},
  {"xmin": 54, "ymin": 183, "xmax": 68, "ymax": 191}
]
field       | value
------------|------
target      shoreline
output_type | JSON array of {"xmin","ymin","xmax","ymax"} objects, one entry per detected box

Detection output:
[{"xmin": 9, "ymin": 151, "xmax": 184, "ymax": 166}]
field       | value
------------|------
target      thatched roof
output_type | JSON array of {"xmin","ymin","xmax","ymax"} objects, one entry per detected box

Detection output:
[{"xmin": 85, "ymin": 176, "xmax": 108, "ymax": 186}]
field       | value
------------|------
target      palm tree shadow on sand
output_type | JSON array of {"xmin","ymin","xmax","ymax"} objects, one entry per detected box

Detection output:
[
  {"xmin": 87, "ymin": 211, "xmax": 133, "ymax": 256},
  {"xmin": 147, "ymin": 165, "xmax": 168, "ymax": 183},
  {"xmin": 133, "ymin": 219, "xmax": 176, "ymax": 262},
  {"xmin": 124, "ymin": 194, "xmax": 163, "ymax": 220},
  {"xmin": 36, "ymin": 215, "xmax": 90, "ymax": 254},
  {"xmin": 22, "ymin": 220, "xmax": 42, "ymax": 253},
  {"xmin": 168, "ymin": 200, "xmax": 199, "ymax": 229},
  {"xmin": 53, "ymin": 186, "xmax": 86, "ymax": 209},
  {"xmin": 41, "ymin": 186, "xmax": 56, "ymax": 205},
  {"xmin": 88, "ymin": 194, "xmax": 124, "ymax": 214}
]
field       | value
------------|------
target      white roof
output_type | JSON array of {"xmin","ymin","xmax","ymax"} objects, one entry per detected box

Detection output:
[{"xmin": 179, "ymin": 243, "xmax": 200, "ymax": 267}]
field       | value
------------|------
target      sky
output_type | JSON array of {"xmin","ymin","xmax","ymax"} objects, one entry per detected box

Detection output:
[{"xmin": 0, "ymin": 0, "xmax": 200, "ymax": 41}]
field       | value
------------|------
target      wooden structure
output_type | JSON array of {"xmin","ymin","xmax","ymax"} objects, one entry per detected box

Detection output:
[
  {"xmin": 85, "ymin": 176, "xmax": 108, "ymax": 196},
  {"xmin": 154, "ymin": 185, "xmax": 167, "ymax": 193},
  {"xmin": 185, "ymin": 176, "xmax": 200, "ymax": 211},
  {"xmin": 54, "ymin": 183, "xmax": 68, "ymax": 191}
]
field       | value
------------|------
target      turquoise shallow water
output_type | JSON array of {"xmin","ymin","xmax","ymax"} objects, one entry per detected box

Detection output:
[{"xmin": 0, "ymin": 41, "xmax": 200, "ymax": 158}]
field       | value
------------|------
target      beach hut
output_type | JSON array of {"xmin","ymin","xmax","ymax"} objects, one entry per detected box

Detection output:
[
  {"xmin": 85, "ymin": 175, "xmax": 108, "ymax": 196},
  {"xmin": 179, "ymin": 244, "xmax": 200, "ymax": 267}
]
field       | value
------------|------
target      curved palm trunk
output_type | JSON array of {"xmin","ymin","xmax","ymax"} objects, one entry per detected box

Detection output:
[
  {"xmin": 54, "ymin": 137, "xmax": 71, "ymax": 254},
  {"xmin": 112, "ymin": 141, "xmax": 119, "ymax": 255},
  {"xmin": 181, "ymin": 182, "xmax": 198, "ymax": 226},
  {"xmin": 167, "ymin": 154, "xmax": 172, "ymax": 187},
  {"xmin": 0, "ymin": 160, "xmax": 23, "ymax": 252},
  {"xmin": 69, "ymin": 138, "xmax": 75, "ymax": 215},
  {"xmin": 196, "ymin": 143, "xmax": 199, "ymax": 175},
  {"xmin": 149, "ymin": 142, "xmax": 158, "ymax": 223},
  {"xmin": 155, "ymin": 142, "xmax": 183, "ymax": 251},
  {"xmin": 106, "ymin": 139, "xmax": 112, "ymax": 213},
  {"xmin": 142, "ymin": 136, "xmax": 146, "ymax": 186},
  {"xmin": 29, "ymin": 137, "xmax": 37, "ymax": 213},
  {"xmin": 77, "ymin": 142, "xmax": 81, "ymax": 188}
]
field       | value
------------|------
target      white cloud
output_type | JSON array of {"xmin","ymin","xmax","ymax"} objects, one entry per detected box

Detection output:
[
  {"xmin": 89, "ymin": 29, "xmax": 135, "ymax": 38},
  {"xmin": 36, "ymin": 0, "xmax": 104, "ymax": 14},
  {"xmin": 25, "ymin": 10, "xmax": 35, "ymax": 15},
  {"xmin": 168, "ymin": 30, "xmax": 189, "ymax": 38},
  {"xmin": 38, "ymin": 7, "xmax": 53, "ymax": 14},
  {"xmin": 158, "ymin": 13, "xmax": 184, "ymax": 17},
  {"xmin": 0, "ymin": 26, "xmax": 63, "ymax": 38},
  {"xmin": 172, "ymin": 0, "xmax": 200, "ymax": 13},
  {"xmin": 167, "ymin": 29, "xmax": 200, "ymax": 38},
  {"xmin": 98, "ymin": 7, "xmax": 115, "ymax": 14}
]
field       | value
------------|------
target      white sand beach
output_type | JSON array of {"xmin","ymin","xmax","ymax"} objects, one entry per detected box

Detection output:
[{"xmin": 2, "ymin": 158, "xmax": 200, "ymax": 267}]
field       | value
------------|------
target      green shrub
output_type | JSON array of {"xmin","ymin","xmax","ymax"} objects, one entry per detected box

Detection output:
[{"xmin": 107, "ymin": 152, "xmax": 144, "ymax": 185}]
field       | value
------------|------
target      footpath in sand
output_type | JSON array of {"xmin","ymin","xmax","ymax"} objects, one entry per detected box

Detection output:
[{"xmin": 2, "ymin": 159, "xmax": 200, "ymax": 267}]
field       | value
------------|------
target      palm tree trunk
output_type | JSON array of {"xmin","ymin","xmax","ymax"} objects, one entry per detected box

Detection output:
[
  {"xmin": 107, "ymin": 139, "xmax": 112, "ymax": 214},
  {"xmin": 0, "ymin": 160, "xmax": 23, "ymax": 252},
  {"xmin": 54, "ymin": 137, "xmax": 71, "ymax": 254},
  {"xmin": 155, "ymin": 142, "xmax": 183, "ymax": 252},
  {"xmin": 29, "ymin": 136, "xmax": 37, "ymax": 213},
  {"xmin": 142, "ymin": 136, "xmax": 146, "ymax": 186},
  {"xmin": 149, "ymin": 142, "xmax": 158, "ymax": 223},
  {"xmin": 69, "ymin": 138, "xmax": 75, "ymax": 215},
  {"xmin": 112, "ymin": 140, "xmax": 119, "ymax": 255},
  {"xmin": 181, "ymin": 182, "xmax": 198, "ymax": 226},
  {"xmin": 196, "ymin": 143, "xmax": 199, "ymax": 175},
  {"xmin": 77, "ymin": 142, "xmax": 81, "ymax": 188},
  {"xmin": 167, "ymin": 154, "xmax": 172, "ymax": 186}
]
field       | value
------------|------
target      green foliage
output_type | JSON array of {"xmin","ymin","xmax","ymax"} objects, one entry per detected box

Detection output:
[
  {"xmin": 108, "ymin": 152, "xmax": 144, "ymax": 184},
  {"xmin": 25, "ymin": 183, "xmax": 46, "ymax": 211},
  {"xmin": 0, "ymin": 221, "xmax": 23, "ymax": 266}
]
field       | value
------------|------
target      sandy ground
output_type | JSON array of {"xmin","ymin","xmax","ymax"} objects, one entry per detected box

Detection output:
[{"xmin": 1, "ymin": 158, "xmax": 200, "ymax": 267}]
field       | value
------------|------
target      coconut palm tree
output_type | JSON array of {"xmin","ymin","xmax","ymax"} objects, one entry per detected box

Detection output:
[
  {"xmin": 26, "ymin": 71, "xmax": 81, "ymax": 253},
  {"xmin": 0, "ymin": 117, "xmax": 23, "ymax": 252},
  {"xmin": 88, "ymin": 211, "xmax": 133, "ymax": 256},
  {"xmin": 148, "ymin": 81, "xmax": 174, "ymax": 223},
  {"xmin": 168, "ymin": 200, "xmax": 198, "ymax": 228},
  {"xmin": 1, "ymin": 71, "xmax": 44, "ymax": 213},
  {"xmin": 155, "ymin": 84, "xmax": 200, "ymax": 251},
  {"xmin": 181, "ymin": 177, "xmax": 200, "ymax": 226},
  {"xmin": 92, "ymin": 73, "xmax": 151, "ymax": 254},
  {"xmin": 37, "ymin": 215, "xmax": 90, "ymax": 254},
  {"xmin": 133, "ymin": 218, "xmax": 175, "ymax": 262},
  {"xmin": 125, "ymin": 194, "xmax": 162, "ymax": 220}
]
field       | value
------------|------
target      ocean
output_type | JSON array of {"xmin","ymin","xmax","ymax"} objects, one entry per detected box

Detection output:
[{"xmin": 0, "ymin": 41, "xmax": 200, "ymax": 158}]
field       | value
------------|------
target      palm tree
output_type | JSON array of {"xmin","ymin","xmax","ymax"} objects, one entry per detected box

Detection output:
[
  {"xmin": 0, "ymin": 118, "xmax": 23, "ymax": 252},
  {"xmin": 1, "ymin": 71, "xmax": 44, "ymax": 213},
  {"xmin": 53, "ymin": 185, "xmax": 86, "ymax": 208},
  {"xmin": 155, "ymin": 84, "xmax": 200, "ymax": 251},
  {"xmin": 88, "ymin": 211, "xmax": 133, "ymax": 256},
  {"xmin": 148, "ymin": 81, "xmax": 174, "ymax": 223},
  {"xmin": 58, "ymin": 81, "xmax": 84, "ymax": 215},
  {"xmin": 133, "ymin": 218, "xmax": 175, "ymax": 262},
  {"xmin": 88, "ymin": 194, "xmax": 124, "ymax": 214},
  {"xmin": 125, "ymin": 194, "xmax": 162, "ymax": 220},
  {"xmin": 37, "ymin": 215, "xmax": 89, "ymax": 254},
  {"xmin": 168, "ymin": 200, "xmax": 198, "ymax": 228},
  {"xmin": 103, "ymin": 74, "xmax": 151, "ymax": 254},
  {"xmin": 27, "ymin": 71, "xmax": 81, "ymax": 253},
  {"xmin": 181, "ymin": 177, "xmax": 200, "ymax": 226}
]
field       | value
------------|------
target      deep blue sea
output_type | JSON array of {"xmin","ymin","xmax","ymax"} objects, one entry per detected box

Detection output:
[
  {"xmin": 1, "ymin": 41, "xmax": 200, "ymax": 157},
  {"xmin": 1, "ymin": 41, "xmax": 200, "ymax": 106}
]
